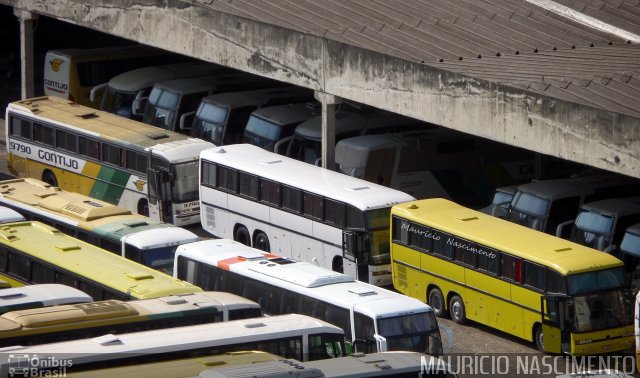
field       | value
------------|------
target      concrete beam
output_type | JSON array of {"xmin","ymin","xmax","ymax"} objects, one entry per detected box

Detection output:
[
  {"xmin": 1, "ymin": 0, "xmax": 638, "ymax": 179},
  {"xmin": 13, "ymin": 8, "xmax": 38, "ymax": 99},
  {"xmin": 314, "ymin": 92, "xmax": 343, "ymax": 170}
]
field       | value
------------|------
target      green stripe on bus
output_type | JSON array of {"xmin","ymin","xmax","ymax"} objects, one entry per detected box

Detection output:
[{"xmin": 90, "ymin": 167, "xmax": 131, "ymax": 204}]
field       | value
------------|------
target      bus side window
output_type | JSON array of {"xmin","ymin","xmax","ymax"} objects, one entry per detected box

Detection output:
[
  {"xmin": 31, "ymin": 261, "xmax": 55, "ymax": 284},
  {"xmin": 7, "ymin": 252, "xmax": 31, "ymax": 281},
  {"xmin": 0, "ymin": 248, "xmax": 7, "ymax": 272}
]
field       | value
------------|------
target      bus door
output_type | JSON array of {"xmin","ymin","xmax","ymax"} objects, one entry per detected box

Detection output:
[
  {"xmin": 147, "ymin": 167, "xmax": 171, "ymax": 223},
  {"xmin": 540, "ymin": 294, "xmax": 571, "ymax": 354},
  {"xmin": 342, "ymin": 231, "xmax": 370, "ymax": 282}
]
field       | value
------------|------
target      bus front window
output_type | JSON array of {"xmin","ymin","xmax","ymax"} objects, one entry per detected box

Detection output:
[
  {"xmin": 377, "ymin": 312, "xmax": 443, "ymax": 356},
  {"xmin": 507, "ymin": 192, "xmax": 549, "ymax": 231},
  {"xmin": 243, "ymin": 116, "xmax": 282, "ymax": 152},
  {"xmin": 171, "ymin": 161, "xmax": 200, "ymax": 202},
  {"xmin": 573, "ymin": 211, "xmax": 614, "ymax": 250},
  {"xmin": 102, "ymin": 86, "xmax": 136, "ymax": 118},
  {"xmin": 142, "ymin": 246, "xmax": 178, "ymax": 275},
  {"xmin": 193, "ymin": 102, "xmax": 228, "ymax": 144},
  {"xmin": 571, "ymin": 290, "xmax": 633, "ymax": 332},
  {"xmin": 145, "ymin": 88, "xmax": 179, "ymax": 130},
  {"xmin": 365, "ymin": 207, "xmax": 393, "ymax": 265}
]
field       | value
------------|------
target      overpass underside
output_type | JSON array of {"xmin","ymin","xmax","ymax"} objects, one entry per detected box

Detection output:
[{"xmin": 2, "ymin": 0, "xmax": 639, "ymax": 179}]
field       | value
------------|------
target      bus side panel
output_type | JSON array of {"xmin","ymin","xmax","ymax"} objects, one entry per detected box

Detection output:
[
  {"xmin": 267, "ymin": 207, "xmax": 291, "ymax": 256},
  {"xmin": 201, "ymin": 188, "xmax": 231, "ymax": 238},
  {"xmin": 464, "ymin": 269, "xmax": 489, "ymax": 324},
  {"xmin": 313, "ymin": 222, "xmax": 342, "ymax": 268},
  {"xmin": 509, "ymin": 285, "xmax": 539, "ymax": 340},
  {"xmin": 484, "ymin": 279, "xmax": 512, "ymax": 334},
  {"xmin": 420, "ymin": 255, "xmax": 465, "ymax": 310}
]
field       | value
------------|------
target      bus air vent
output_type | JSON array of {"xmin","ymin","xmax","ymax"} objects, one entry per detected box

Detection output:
[
  {"xmin": 74, "ymin": 112, "xmax": 98, "ymax": 119},
  {"xmin": 346, "ymin": 186, "xmax": 370, "ymax": 191},
  {"xmin": 160, "ymin": 296, "xmax": 188, "ymax": 305},
  {"xmin": 126, "ymin": 272, "xmax": 154, "ymax": 280},
  {"xmin": 551, "ymin": 247, "xmax": 572, "ymax": 252},
  {"xmin": 259, "ymin": 159, "xmax": 283, "ymax": 165},
  {"xmin": 55, "ymin": 245, "xmax": 81, "ymax": 252},
  {"xmin": 347, "ymin": 287, "xmax": 377, "ymax": 296},
  {"xmin": 146, "ymin": 132, "xmax": 169, "ymax": 140},
  {"xmin": 92, "ymin": 334, "xmax": 122, "ymax": 346},
  {"xmin": 0, "ymin": 289, "xmax": 24, "ymax": 299},
  {"xmin": 456, "ymin": 216, "xmax": 479, "ymax": 222},
  {"xmin": 123, "ymin": 220, "xmax": 149, "ymax": 228},
  {"xmin": 241, "ymin": 321, "xmax": 266, "ymax": 328}
]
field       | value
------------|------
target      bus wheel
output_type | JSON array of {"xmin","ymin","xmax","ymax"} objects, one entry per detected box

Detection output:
[
  {"xmin": 234, "ymin": 226, "xmax": 251, "ymax": 246},
  {"xmin": 449, "ymin": 295, "xmax": 467, "ymax": 324},
  {"xmin": 42, "ymin": 171, "xmax": 58, "ymax": 187},
  {"xmin": 137, "ymin": 199, "xmax": 149, "ymax": 217},
  {"xmin": 253, "ymin": 232, "xmax": 270, "ymax": 252},
  {"xmin": 534, "ymin": 325, "xmax": 545, "ymax": 353},
  {"xmin": 428, "ymin": 287, "xmax": 448, "ymax": 317}
]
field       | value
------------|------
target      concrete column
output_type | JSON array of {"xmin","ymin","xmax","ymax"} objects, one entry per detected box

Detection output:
[
  {"xmin": 314, "ymin": 91, "xmax": 342, "ymax": 170},
  {"xmin": 14, "ymin": 9, "xmax": 39, "ymax": 99}
]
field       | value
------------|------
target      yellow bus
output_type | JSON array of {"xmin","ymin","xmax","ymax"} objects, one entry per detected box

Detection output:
[
  {"xmin": 390, "ymin": 198, "xmax": 634, "ymax": 356},
  {"xmin": 0, "ymin": 220, "xmax": 202, "ymax": 301},
  {"xmin": 5, "ymin": 96, "xmax": 215, "ymax": 226}
]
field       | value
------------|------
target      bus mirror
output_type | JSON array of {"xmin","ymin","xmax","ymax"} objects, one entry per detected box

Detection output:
[
  {"xmin": 373, "ymin": 334, "xmax": 388, "ymax": 352},
  {"xmin": 89, "ymin": 83, "xmax": 107, "ymax": 103},
  {"xmin": 555, "ymin": 220, "xmax": 573, "ymax": 238},
  {"xmin": 179, "ymin": 111, "xmax": 196, "ymax": 131},
  {"xmin": 603, "ymin": 244, "xmax": 617, "ymax": 254},
  {"xmin": 274, "ymin": 136, "xmax": 292, "ymax": 155}
]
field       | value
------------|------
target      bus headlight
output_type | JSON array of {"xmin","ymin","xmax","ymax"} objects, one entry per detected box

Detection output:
[{"xmin": 576, "ymin": 339, "xmax": 593, "ymax": 345}]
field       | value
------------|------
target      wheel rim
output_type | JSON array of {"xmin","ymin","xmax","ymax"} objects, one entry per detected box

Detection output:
[
  {"xmin": 255, "ymin": 235, "xmax": 269, "ymax": 251},
  {"xmin": 537, "ymin": 329, "xmax": 544, "ymax": 351},
  {"xmin": 430, "ymin": 292, "xmax": 442, "ymax": 312},
  {"xmin": 451, "ymin": 300, "xmax": 462, "ymax": 319}
]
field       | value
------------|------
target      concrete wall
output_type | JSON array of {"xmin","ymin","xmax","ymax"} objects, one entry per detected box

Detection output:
[{"xmin": 3, "ymin": 0, "xmax": 639, "ymax": 179}]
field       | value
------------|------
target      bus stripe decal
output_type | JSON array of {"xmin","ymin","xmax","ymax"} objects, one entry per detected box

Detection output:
[
  {"xmin": 218, "ymin": 256, "xmax": 247, "ymax": 271},
  {"xmin": 392, "ymin": 259, "xmax": 540, "ymax": 314},
  {"xmin": 90, "ymin": 167, "xmax": 130, "ymax": 203}
]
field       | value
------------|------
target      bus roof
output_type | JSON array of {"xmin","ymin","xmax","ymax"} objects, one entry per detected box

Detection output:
[
  {"xmin": 0, "ymin": 221, "xmax": 202, "ymax": 299},
  {"xmin": 580, "ymin": 197, "xmax": 640, "ymax": 218},
  {"xmin": 176, "ymin": 239, "xmax": 434, "ymax": 319},
  {"xmin": 0, "ymin": 313, "xmax": 342, "ymax": 359},
  {"xmin": 250, "ymin": 102, "xmax": 320, "ymax": 126},
  {"xmin": 7, "ymin": 97, "xmax": 215, "ymax": 154},
  {"xmin": 0, "ymin": 284, "xmax": 92, "ymax": 313},
  {"xmin": 201, "ymin": 86, "xmax": 312, "ymax": 110},
  {"xmin": 0, "ymin": 207, "xmax": 24, "ymax": 224},
  {"xmin": 392, "ymin": 198, "xmax": 624, "ymax": 275},
  {"xmin": 106, "ymin": 63, "xmax": 223, "ymax": 92},
  {"xmin": 200, "ymin": 144, "xmax": 415, "ymax": 211},
  {"xmin": 0, "ymin": 178, "xmax": 198, "ymax": 248},
  {"xmin": 0, "ymin": 291, "xmax": 258, "ymax": 332},
  {"xmin": 515, "ymin": 174, "xmax": 638, "ymax": 201}
]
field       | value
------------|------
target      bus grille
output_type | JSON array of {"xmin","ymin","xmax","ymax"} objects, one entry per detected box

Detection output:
[
  {"xmin": 396, "ymin": 264, "xmax": 408, "ymax": 289},
  {"xmin": 205, "ymin": 206, "xmax": 215, "ymax": 229}
]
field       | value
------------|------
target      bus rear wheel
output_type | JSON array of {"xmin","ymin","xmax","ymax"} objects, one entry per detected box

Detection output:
[
  {"xmin": 449, "ymin": 295, "xmax": 467, "ymax": 324},
  {"xmin": 234, "ymin": 226, "xmax": 251, "ymax": 246},
  {"xmin": 253, "ymin": 232, "xmax": 270, "ymax": 252},
  {"xmin": 42, "ymin": 171, "xmax": 58, "ymax": 187},
  {"xmin": 428, "ymin": 287, "xmax": 448, "ymax": 317},
  {"xmin": 534, "ymin": 325, "xmax": 545, "ymax": 353}
]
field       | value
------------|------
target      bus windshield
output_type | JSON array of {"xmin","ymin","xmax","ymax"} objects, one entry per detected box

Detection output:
[
  {"xmin": 377, "ymin": 312, "xmax": 443, "ymax": 356},
  {"xmin": 102, "ymin": 87, "xmax": 136, "ymax": 118},
  {"xmin": 573, "ymin": 211, "xmax": 614, "ymax": 249},
  {"xmin": 507, "ymin": 192, "xmax": 549, "ymax": 230},
  {"xmin": 142, "ymin": 246, "xmax": 179, "ymax": 275},
  {"xmin": 243, "ymin": 116, "xmax": 283, "ymax": 151},
  {"xmin": 567, "ymin": 267, "xmax": 626, "ymax": 295},
  {"xmin": 146, "ymin": 87, "xmax": 179, "ymax": 130},
  {"xmin": 171, "ymin": 161, "xmax": 200, "ymax": 202},
  {"xmin": 193, "ymin": 102, "xmax": 228, "ymax": 145},
  {"xmin": 621, "ymin": 231, "xmax": 640, "ymax": 256},
  {"xmin": 571, "ymin": 289, "xmax": 633, "ymax": 332}
]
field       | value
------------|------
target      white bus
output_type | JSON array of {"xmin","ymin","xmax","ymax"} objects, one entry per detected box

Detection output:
[
  {"xmin": 0, "ymin": 314, "xmax": 346, "ymax": 375},
  {"xmin": 5, "ymin": 96, "xmax": 216, "ymax": 226},
  {"xmin": 0, "ymin": 284, "xmax": 93, "ymax": 315},
  {"xmin": 198, "ymin": 144, "xmax": 416, "ymax": 286},
  {"xmin": 174, "ymin": 238, "xmax": 443, "ymax": 356}
]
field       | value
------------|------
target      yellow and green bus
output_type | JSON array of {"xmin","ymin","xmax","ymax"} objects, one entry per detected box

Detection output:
[
  {"xmin": 390, "ymin": 198, "xmax": 634, "ymax": 356},
  {"xmin": 5, "ymin": 96, "xmax": 215, "ymax": 226},
  {"xmin": 0, "ymin": 220, "xmax": 202, "ymax": 301}
]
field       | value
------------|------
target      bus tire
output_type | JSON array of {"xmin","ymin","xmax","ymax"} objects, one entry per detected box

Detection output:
[
  {"xmin": 428, "ymin": 287, "xmax": 448, "ymax": 317},
  {"xmin": 253, "ymin": 232, "xmax": 270, "ymax": 252},
  {"xmin": 137, "ymin": 199, "xmax": 149, "ymax": 217},
  {"xmin": 42, "ymin": 171, "xmax": 58, "ymax": 187},
  {"xmin": 449, "ymin": 295, "xmax": 467, "ymax": 324},
  {"xmin": 534, "ymin": 325, "xmax": 545, "ymax": 353},
  {"xmin": 234, "ymin": 226, "xmax": 251, "ymax": 246}
]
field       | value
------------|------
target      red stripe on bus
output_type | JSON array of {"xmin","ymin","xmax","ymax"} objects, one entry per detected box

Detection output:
[
  {"xmin": 217, "ymin": 256, "xmax": 246, "ymax": 271},
  {"xmin": 46, "ymin": 87, "xmax": 66, "ymax": 94}
]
